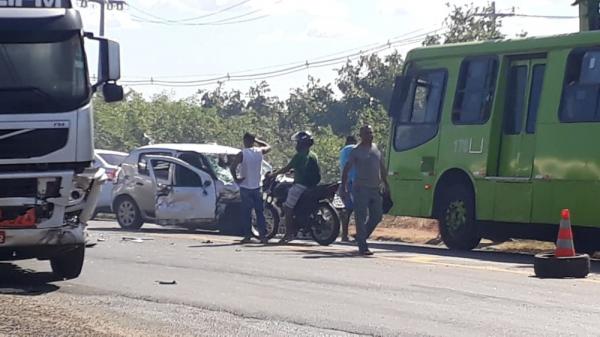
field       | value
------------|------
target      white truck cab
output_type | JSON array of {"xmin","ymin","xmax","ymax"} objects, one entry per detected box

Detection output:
[{"xmin": 0, "ymin": 0, "xmax": 123, "ymax": 279}]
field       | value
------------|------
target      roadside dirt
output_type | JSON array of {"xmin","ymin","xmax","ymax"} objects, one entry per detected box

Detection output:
[{"xmin": 350, "ymin": 215, "xmax": 557, "ymax": 255}]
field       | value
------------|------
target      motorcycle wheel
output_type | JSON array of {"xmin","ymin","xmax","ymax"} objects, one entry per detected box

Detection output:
[
  {"xmin": 310, "ymin": 202, "xmax": 341, "ymax": 246},
  {"xmin": 251, "ymin": 203, "xmax": 280, "ymax": 240}
]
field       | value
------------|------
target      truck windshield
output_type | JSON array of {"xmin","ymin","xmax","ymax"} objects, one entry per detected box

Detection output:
[{"xmin": 0, "ymin": 31, "xmax": 88, "ymax": 114}]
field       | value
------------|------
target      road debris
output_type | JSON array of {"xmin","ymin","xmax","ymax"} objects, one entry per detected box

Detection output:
[
  {"xmin": 155, "ymin": 280, "xmax": 177, "ymax": 285},
  {"xmin": 202, "ymin": 240, "xmax": 213, "ymax": 244},
  {"xmin": 122, "ymin": 237, "xmax": 154, "ymax": 243}
]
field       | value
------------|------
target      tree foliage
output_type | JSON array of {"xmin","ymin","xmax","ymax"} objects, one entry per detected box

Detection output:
[{"xmin": 423, "ymin": 2, "xmax": 506, "ymax": 46}]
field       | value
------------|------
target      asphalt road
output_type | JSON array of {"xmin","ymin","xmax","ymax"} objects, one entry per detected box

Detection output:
[{"xmin": 2, "ymin": 220, "xmax": 600, "ymax": 337}]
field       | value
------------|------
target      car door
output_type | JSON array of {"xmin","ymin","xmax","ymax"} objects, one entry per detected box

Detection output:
[
  {"xmin": 147, "ymin": 156, "xmax": 217, "ymax": 223},
  {"xmin": 134, "ymin": 151, "xmax": 173, "ymax": 217}
]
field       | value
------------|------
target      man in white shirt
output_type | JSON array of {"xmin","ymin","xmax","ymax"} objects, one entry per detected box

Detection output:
[{"xmin": 230, "ymin": 133, "xmax": 271, "ymax": 244}]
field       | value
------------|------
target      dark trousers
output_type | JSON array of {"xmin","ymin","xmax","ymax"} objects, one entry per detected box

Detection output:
[
  {"xmin": 352, "ymin": 185, "xmax": 383, "ymax": 251},
  {"xmin": 240, "ymin": 187, "xmax": 266, "ymax": 238}
]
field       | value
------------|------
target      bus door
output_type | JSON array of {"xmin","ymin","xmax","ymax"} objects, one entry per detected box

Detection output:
[{"xmin": 494, "ymin": 57, "xmax": 546, "ymax": 222}]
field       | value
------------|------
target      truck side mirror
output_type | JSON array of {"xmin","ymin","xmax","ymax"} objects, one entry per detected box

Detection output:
[
  {"xmin": 98, "ymin": 39, "xmax": 121, "ymax": 83},
  {"xmin": 103, "ymin": 83, "xmax": 124, "ymax": 103},
  {"xmin": 85, "ymin": 32, "xmax": 123, "ymax": 101}
]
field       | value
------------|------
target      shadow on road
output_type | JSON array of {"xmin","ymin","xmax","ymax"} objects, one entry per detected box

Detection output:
[
  {"xmin": 301, "ymin": 249, "xmax": 360, "ymax": 259},
  {"xmin": 333, "ymin": 241, "xmax": 600, "ymax": 274},
  {"xmin": 0, "ymin": 263, "xmax": 60, "ymax": 296}
]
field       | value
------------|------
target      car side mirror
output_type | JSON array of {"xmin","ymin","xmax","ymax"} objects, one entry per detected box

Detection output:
[{"xmin": 203, "ymin": 180, "xmax": 212, "ymax": 188}]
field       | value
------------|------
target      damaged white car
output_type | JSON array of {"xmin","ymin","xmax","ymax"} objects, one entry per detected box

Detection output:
[{"xmin": 112, "ymin": 144, "xmax": 273, "ymax": 234}]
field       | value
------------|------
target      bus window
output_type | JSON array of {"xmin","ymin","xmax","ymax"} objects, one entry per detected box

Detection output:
[
  {"xmin": 452, "ymin": 56, "xmax": 499, "ymax": 124},
  {"xmin": 526, "ymin": 64, "xmax": 545, "ymax": 134},
  {"xmin": 560, "ymin": 49, "xmax": 600, "ymax": 122},
  {"xmin": 504, "ymin": 65, "xmax": 528, "ymax": 135},
  {"xmin": 394, "ymin": 69, "xmax": 447, "ymax": 151}
]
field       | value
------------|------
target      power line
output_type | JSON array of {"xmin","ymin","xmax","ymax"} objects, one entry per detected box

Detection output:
[
  {"xmin": 120, "ymin": 30, "xmax": 435, "ymax": 87},
  {"xmin": 511, "ymin": 13, "xmax": 578, "ymax": 19},
  {"xmin": 124, "ymin": 25, "xmax": 440, "ymax": 80},
  {"xmin": 129, "ymin": 11, "xmax": 269, "ymax": 26},
  {"xmin": 126, "ymin": 0, "xmax": 253, "ymax": 24}
]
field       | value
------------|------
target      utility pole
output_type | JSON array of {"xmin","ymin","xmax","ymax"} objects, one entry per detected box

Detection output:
[
  {"xmin": 79, "ymin": 0, "xmax": 125, "ymax": 36},
  {"xmin": 473, "ymin": 1, "xmax": 515, "ymax": 36},
  {"xmin": 572, "ymin": 0, "xmax": 600, "ymax": 31}
]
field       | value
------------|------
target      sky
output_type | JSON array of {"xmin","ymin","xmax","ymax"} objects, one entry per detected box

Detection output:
[{"xmin": 77, "ymin": 0, "xmax": 580, "ymax": 99}]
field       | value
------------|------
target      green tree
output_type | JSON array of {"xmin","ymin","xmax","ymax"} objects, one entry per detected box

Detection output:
[{"xmin": 423, "ymin": 2, "xmax": 506, "ymax": 46}]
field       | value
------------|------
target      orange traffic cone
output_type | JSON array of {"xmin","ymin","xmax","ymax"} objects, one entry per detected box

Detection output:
[{"xmin": 555, "ymin": 209, "xmax": 576, "ymax": 257}]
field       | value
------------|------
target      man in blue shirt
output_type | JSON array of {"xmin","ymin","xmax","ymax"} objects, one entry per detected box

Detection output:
[{"xmin": 339, "ymin": 135, "xmax": 357, "ymax": 242}]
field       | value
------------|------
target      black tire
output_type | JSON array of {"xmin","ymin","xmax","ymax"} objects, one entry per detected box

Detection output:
[
  {"xmin": 534, "ymin": 253, "xmax": 590, "ymax": 278},
  {"xmin": 50, "ymin": 245, "xmax": 85, "ymax": 280},
  {"xmin": 114, "ymin": 196, "xmax": 144, "ymax": 230},
  {"xmin": 252, "ymin": 203, "xmax": 280, "ymax": 240},
  {"xmin": 435, "ymin": 182, "xmax": 481, "ymax": 251},
  {"xmin": 310, "ymin": 202, "xmax": 341, "ymax": 246}
]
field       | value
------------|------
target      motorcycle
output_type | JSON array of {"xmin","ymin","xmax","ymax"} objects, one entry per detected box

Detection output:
[{"xmin": 254, "ymin": 173, "xmax": 341, "ymax": 246}]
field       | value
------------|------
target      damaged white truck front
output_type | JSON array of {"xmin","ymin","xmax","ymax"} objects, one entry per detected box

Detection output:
[{"xmin": 0, "ymin": 0, "xmax": 123, "ymax": 279}]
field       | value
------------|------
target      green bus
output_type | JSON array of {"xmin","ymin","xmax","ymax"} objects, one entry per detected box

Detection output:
[{"xmin": 386, "ymin": 30, "xmax": 600, "ymax": 252}]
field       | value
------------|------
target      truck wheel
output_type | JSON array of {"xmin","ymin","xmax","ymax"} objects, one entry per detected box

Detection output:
[
  {"xmin": 534, "ymin": 253, "xmax": 590, "ymax": 278},
  {"xmin": 50, "ymin": 245, "xmax": 85, "ymax": 280},
  {"xmin": 436, "ymin": 182, "xmax": 481, "ymax": 250},
  {"xmin": 115, "ymin": 196, "xmax": 144, "ymax": 230}
]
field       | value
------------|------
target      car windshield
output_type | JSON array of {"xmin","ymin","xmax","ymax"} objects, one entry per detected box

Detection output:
[
  {"xmin": 0, "ymin": 31, "xmax": 88, "ymax": 114},
  {"xmin": 204, "ymin": 154, "xmax": 235, "ymax": 184}
]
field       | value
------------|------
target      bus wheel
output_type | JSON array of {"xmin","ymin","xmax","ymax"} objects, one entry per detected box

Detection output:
[{"xmin": 436, "ymin": 183, "xmax": 481, "ymax": 250}]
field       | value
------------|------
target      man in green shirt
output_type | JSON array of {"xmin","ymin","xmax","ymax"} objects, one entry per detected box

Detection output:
[{"xmin": 273, "ymin": 131, "xmax": 321, "ymax": 244}]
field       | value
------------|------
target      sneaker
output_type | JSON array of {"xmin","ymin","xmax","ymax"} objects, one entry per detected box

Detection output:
[
  {"xmin": 359, "ymin": 249, "xmax": 374, "ymax": 256},
  {"xmin": 341, "ymin": 236, "xmax": 350, "ymax": 242},
  {"xmin": 239, "ymin": 237, "xmax": 253, "ymax": 244},
  {"xmin": 278, "ymin": 236, "xmax": 294, "ymax": 245}
]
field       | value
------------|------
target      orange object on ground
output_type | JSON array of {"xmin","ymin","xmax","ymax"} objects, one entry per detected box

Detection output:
[{"xmin": 555, "ymin": 209, "xmax": 576, "ymax": 257}]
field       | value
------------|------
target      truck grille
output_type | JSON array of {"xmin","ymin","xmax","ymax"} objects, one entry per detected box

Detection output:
[
  {"xmin": 0, "ymin": 178, "xmax": 37, "ymax": 198},
  {"xmin": 0, "ymin": 129, "xmax": 68, "ymax": 159}
]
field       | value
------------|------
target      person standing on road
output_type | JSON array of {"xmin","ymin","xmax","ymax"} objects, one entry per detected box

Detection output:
[
  {"xmin": 341, "ymin": 125, "xmax": 389, "ymax": 256},
  {"xmin": 230, "ymin": 133, "xmax": 271, "ymax": 244},
  {"xmin": 339, "ymin": 135, "xmax": 357, "ymax": 242},
  {"xmin": 272, "ymin": 131, "xmax": 321, "ymax": 244}
]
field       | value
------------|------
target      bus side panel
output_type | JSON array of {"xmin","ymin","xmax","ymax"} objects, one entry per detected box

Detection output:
[
  {"xmin": 387, "ymin": 178, "xmax": 432, "ymax": 217},
  {"xmin": 532, "ymin": 123, "xmax": 600, "ymax": 227},
  {"xmin": 388, "ymin": 141, "xmax": 438, "ymax": 217},
  {"xmin": 531, "ymin": 49, "xmax": 600, "ymax": 228}
]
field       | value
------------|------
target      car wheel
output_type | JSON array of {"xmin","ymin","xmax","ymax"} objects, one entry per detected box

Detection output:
[
  {"xmin": 50, "ymin": 245, "xmax": 85, "ymax": 280},
  {"xmin": 115, "ymin": 196, "xmax": 144, "ymax": 230},
  {"xmin": 435, "ymin": 182, "xmax": 481, "ymax": 251}
]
